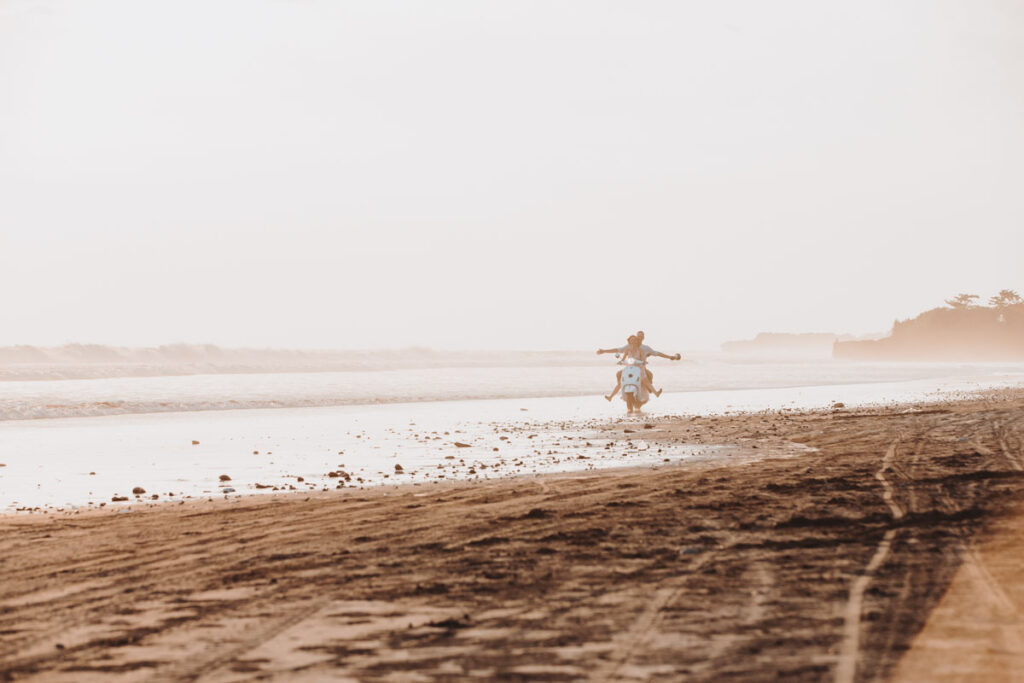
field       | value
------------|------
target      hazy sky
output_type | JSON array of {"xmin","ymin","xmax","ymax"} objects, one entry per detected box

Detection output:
[{"xmin": 2, "ymin": 0, "xmax": 1022, "ymax": 350}]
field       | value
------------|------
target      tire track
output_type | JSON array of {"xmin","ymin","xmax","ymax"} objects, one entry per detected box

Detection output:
[
  {"xmin": 993, "ymin": 419, "xmax": 1023, "ymax": 472},
  {"xmin": 886, "ymin": 410, "xmax": 1024, "ymax": 682},
  {"xmin": 834, "ymin": 438, "xmax": 904, "ymax": 683},
  {"xmin": 154, "ymin": 599, "xmax": 326, "ymax": 682},
  {"xmin": 591, "ymin": 552, "xmax": 719, "ymax": 682},
  {"xmin": 0, "ymin": 500, "xmax": 441, "ymax": 660}
]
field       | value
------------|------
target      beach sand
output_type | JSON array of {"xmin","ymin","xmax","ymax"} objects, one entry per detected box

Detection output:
[{"xmin": 2, "ymin": 391, "xmax": 1023, "ymax": 681}]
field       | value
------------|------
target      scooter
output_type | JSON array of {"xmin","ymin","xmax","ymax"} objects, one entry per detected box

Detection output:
[{"xmin": 619, "ymin": 364, "xmax": 649, "ymax": 414}]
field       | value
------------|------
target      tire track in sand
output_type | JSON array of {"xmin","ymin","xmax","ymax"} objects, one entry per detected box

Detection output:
[
  {"xmin": 834, "ymin": 438, "xmax": 904, "ymax": 683},
  {"xmin": 591, "ymin": 553, "xmax": 717, "ymax": 682},
  {"xmin": 894, "ymin": 415, "xmax": 1024, "ymax": 680}
]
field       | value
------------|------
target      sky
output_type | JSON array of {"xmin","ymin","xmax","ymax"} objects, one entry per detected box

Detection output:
[{"xmin": 1, "ymin": 0, "xmax": 1022, "ymax": 351}]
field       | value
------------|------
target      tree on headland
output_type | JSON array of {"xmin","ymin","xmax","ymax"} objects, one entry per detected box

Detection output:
[
  {"xmin": 989, "ymin": 289, "xmax": 1023, "ymax": 308},
  {"xmin": 945, "ymin": 293, "xmax": 980, "ymax": 309},
  {"xmin": 836, "ymin": 288, "xmax": 1024, "ymax": 360}
]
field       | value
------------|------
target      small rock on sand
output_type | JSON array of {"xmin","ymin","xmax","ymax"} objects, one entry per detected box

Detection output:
[
  {"xmin": 192, "ymin": 440, "xmax": 200, "ymax": 445},
  {"xmin": 219, "ymin": 474, "xmax": 231, "ymax": 482},
  {"xmin": 394, "ymin": 464, "xmax": 404, "ymax": 472},
  {"xmin": 454, "ymin": 442, "xmax": 471, "ymax": 448},
  {"xmin": 132, "ymin": 486, "xmax": 146, "ymax": 495},
  {"xmin": 111, "ymin": 495, "xmax": 129, "ymax": 502}
]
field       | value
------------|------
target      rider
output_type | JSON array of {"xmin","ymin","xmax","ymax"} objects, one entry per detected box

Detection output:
[
  {"xmin": 599, "ymin": 335, "xmax": 657, "ymax": 401},
  {"xmin": 634, "ymin": 330, "xmax": 681, "ymax": 385},
  {"xmin": 597, "ymin": 332, "xmax": 681, "ymax": 401}
]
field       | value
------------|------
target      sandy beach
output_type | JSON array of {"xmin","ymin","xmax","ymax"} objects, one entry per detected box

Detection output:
[
  {"xmin": 1, "ymin": 390, "xmax": 1023, "ymax": 681},
  {"xmin": 5, "ymin": 0, "xmax": 1023, "ymax": 679}
]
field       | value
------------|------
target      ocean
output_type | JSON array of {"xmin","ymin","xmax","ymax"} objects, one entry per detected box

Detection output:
[{"xmin": 3, "ymin": 356, "xmax": 1024, "ymax": 421}]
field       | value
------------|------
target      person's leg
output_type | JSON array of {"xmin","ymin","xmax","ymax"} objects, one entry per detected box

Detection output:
[
  {"xmin": 643, "ymin": 369, "xmax": 662, "ymax": 397},
  {"xmin": 605, "ymin": 370, "xmax": 623, "ymax": 401}
]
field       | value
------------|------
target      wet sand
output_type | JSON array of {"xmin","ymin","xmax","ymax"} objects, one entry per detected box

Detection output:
[
  {"xmin": 10, "ymin": 372, "xmax": 1023, "ymax": 514},
  {"xmin": 2, "ymin": 391, "xmax": 1024, "ymax": 681}
]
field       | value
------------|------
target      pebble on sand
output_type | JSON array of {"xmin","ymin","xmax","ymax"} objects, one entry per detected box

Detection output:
[
  {"xmin": 111, "ymin": 496, "xmax": 129, "ymax": 502},
  {"xmin": 394, "ymin": 464, "xmax": 404, "ymax": 472},
  {"xmin": 192, "ymin": 440, "xmax": 200, "ymax": 445},
  {"xmin": 132, "ymin": 486, "xmax": 146, "ymax": 495},
  {"xmin": 454, "ymin": 442, "xmax": 471, "ymax": 448},
  {"xmin": 219, "ymin": 474, "xmax": 232, "ymax": 482}
]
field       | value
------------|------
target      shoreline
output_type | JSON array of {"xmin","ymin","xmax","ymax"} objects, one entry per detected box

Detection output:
[
  {"xmin": 4, "ymin": 378, "xmax": 1023, "ymax": 515},
  {"xmin": 2, "ymin": 390, "xmax": 1023, "ymax": 680}
]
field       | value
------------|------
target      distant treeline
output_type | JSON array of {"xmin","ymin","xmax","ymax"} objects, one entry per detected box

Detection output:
[{"xmin": 834, "ymin": 290, "xmax": 1024, "ymax": 361}]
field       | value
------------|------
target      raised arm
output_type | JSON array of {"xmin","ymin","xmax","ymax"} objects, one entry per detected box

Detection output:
[{"xmin": 649, "ymin": 350, "xmax": 682, "ymax": 361}]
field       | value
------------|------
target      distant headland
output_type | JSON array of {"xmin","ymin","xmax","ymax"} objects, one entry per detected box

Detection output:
[
  {"xmin": 834, "ymin": 290, "xmax": 1024, "ymax": 361},
  {"xmin": 721, "ymin": 332, "xmax": 877, "ymax": 359}
]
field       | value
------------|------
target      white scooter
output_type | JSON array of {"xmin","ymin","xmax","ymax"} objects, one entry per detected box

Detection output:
[{"xmin": 619, "ymin": 363, "xmax": 649, "ymax": 414}]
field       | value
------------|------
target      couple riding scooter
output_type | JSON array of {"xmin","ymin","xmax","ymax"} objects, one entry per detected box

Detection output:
[{"xmin": 597, "ymin": 330, "xmax": 681, "ymax": 413}]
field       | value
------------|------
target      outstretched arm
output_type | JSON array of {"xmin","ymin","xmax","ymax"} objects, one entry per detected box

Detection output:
[
  {"xmin": 597, "ymin": 345, "xmax": 627, "ymax": 355},
  {"xmin": 650, "ymin": 351, "xmax": 682, "ymax": 361}
]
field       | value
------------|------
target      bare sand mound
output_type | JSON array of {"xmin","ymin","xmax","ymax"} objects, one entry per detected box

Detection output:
[{"xmin": 894, "ymin": 498, "xmax": 1024, "ymax": 682}]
